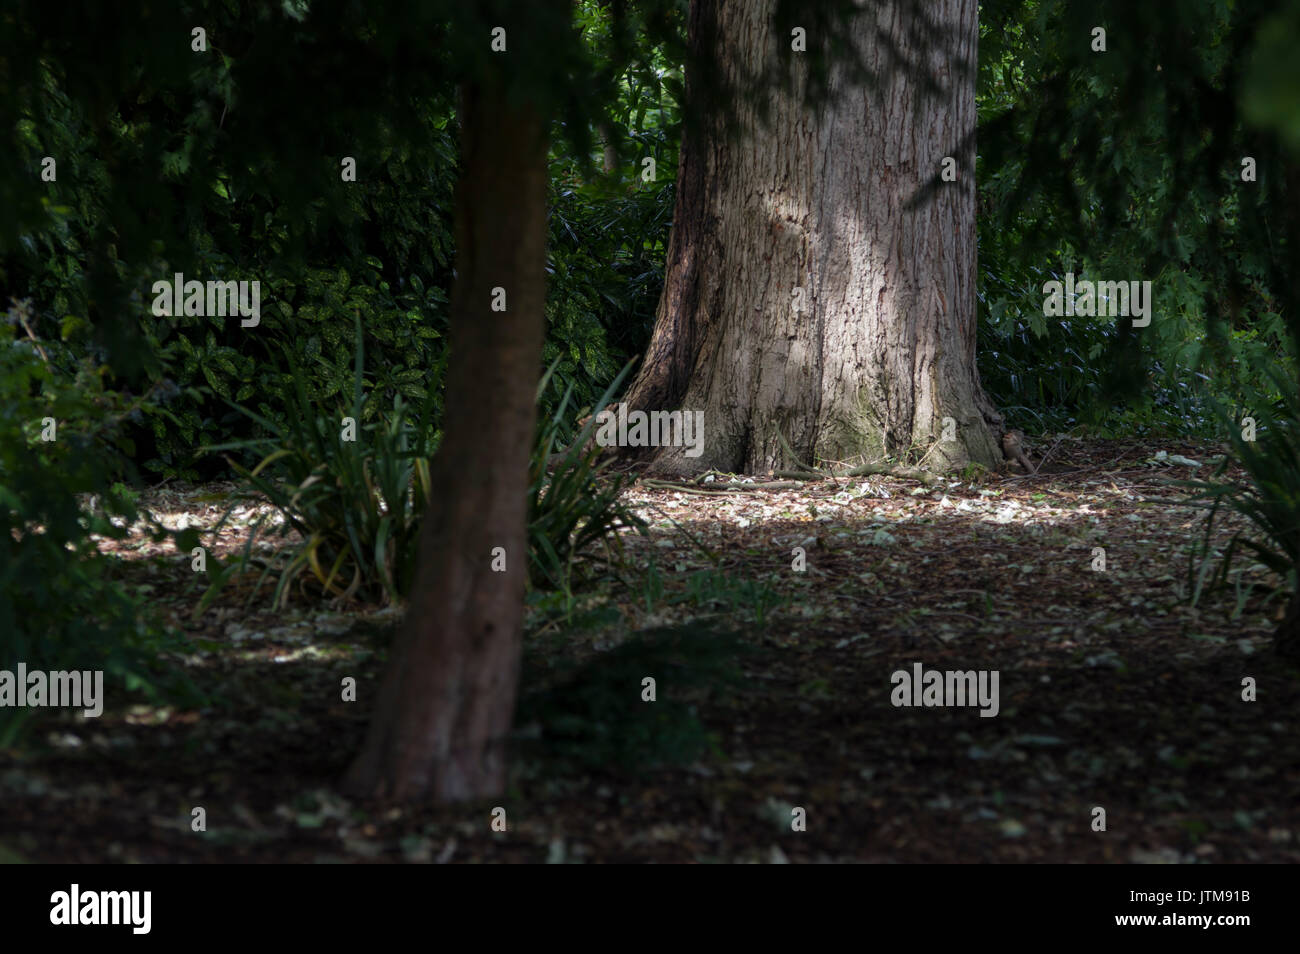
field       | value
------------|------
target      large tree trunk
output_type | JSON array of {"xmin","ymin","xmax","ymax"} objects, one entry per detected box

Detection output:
[
  {"xmin": 623, "ymin": 0, "xmax": 1002, "ymax": 477},
  {"xmin": 342, "ymin": 80, "xmax": 548, "ymax": 802}
]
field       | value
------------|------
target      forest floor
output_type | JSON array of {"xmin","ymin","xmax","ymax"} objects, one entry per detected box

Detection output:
[{"xmin": 3, "ymin": 435, "xmax": 1299, "ymax": 863}]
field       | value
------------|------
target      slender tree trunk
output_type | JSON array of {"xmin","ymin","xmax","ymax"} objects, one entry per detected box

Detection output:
[
  {"xmin": 343, "ymin": 81, "xmax": 548, "ymax": 801},
  {"xmin": 623, "ymin": 0, "xmax": 1002, "ymax": 476},
  {"xmin": 597, "ymin": 123, "xmax": 619, "ymax": 175}
]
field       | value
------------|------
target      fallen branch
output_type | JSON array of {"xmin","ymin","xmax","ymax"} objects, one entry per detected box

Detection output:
[
  {"xmin": 640, "ymin": 478, "xmax": 807, "ymax": 494},
  {"xmin": 777, "ymin": 462, "xmax": 942, "ymax": 485},
  {"xmin": 840, "ymin": 463, "xmax": 943, "ymax": 485}
]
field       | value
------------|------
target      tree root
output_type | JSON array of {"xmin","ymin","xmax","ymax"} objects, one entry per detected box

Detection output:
[{"xmin": 773, "ymin": 428, "xmax": 946, "ymax": 485}]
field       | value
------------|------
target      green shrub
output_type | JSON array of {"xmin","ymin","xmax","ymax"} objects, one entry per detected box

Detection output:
[
  {"xmin": 198, "ymin": 324, "xmax": 435, "ymax": 610},
  {"xmin": 7, "ymin": 60, "xmax": 671, "ymax": 479},
  {"xmin": 199, "ymin": 330, "xmax": 643, "ymax": 613},
  {"xmin": 0, "ymin": 302, "xmax": 197, "ymax": 744},
  {"xmin": 5, "ymin": 59, "xmax": 460, "ymax": 480},
  {"xmin": 542, "ymin": 177, "xmax": 673, "ymax": 429},
  {"xmin": 529, "ymin": 360, "xmax": 645, "ymax": 593},
  {"xmin": 1178, "ymin": 361, "xmax": 1300, "ymax": 658}
]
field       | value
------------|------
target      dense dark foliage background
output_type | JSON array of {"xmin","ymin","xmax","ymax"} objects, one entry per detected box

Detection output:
[{"xmin": 2, "ymin": 0, "xmax": 1298, "ymax": 741}]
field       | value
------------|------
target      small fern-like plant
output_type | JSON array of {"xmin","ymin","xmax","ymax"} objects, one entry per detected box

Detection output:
[
  {"xmin": 1177, "ymin": 360, "xmax": 1300, "ymax": 659},
  {"xmin": 198, "ymin": 323, "xmax": 643, "ymax": 613}
]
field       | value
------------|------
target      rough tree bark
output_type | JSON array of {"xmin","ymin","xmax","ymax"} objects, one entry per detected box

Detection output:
[
  {"xmin": 342, "ymin": 80, "xmax": 549, "ymax": 801},
  {"xmin": 622, "ymin": 0, "xmax": 1003, "ymax": 477}
]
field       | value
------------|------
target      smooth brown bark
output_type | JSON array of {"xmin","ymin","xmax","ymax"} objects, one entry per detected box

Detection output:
[
  {"xmin": 342, "ymin": 80, "xmax": 549, "ymax": 802},
  {"xmin": 623, "ymin": 0, "xmax": 1002, "ymax": 477}
]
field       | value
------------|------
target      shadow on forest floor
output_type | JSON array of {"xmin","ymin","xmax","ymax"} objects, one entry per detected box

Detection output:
[{"xmin": 2, "ymin": 436, "xmax": 1298, "ymax": 862}]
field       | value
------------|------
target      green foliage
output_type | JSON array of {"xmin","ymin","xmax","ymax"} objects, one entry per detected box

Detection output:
[
  {"xmin": 201, "ymin": 337, "xmax": 644, "ymax": 613},
  {"xmin": 681, "ymin": 568, "xmax": 785, "ymax": 626},
  {"xmin": 541, "ymin": 175, "xmax": 674, "ymax": 432},
  {"xmin": 1179, "ymin": 362, "xmax": 1300, "ymax": 630},
  {"xmin": 138, "ymin": 252, "xmax": 451, "ymax": 483},
  {"xmin": 0, "ymin": 0, "xmax": 689, "ymax": 388},
  {"xmin": 0, "ymin": 304, "xmax": 197, "ymax": 744},
  {"xmin": 9, "ymin": 48, "xmax": 688, "ymax": 478},
  {"xmin": 2, "ymin": 3, "xmax": 691, "ymax": 484},
  {"xmin": 529, "ymin": 361, "xmax": 647, "ymax": 593},
  {"xmin": 976, "ymin": 0, "xmax": 1299, "ymax": 436},
  {"xmin": 4, "ymin": 50, "xmax": 460, "ymax": 479},
  {"xmin": 639, "ymin": 561, "xmax": 785, "ymax": 627},
  {"xmin": 1242, "ymin": 1, "xmax": 1300, "ymax": 151},
  {"xmin": 198, "ymin": 324, "xmax": 436, "ymax": 609}
]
